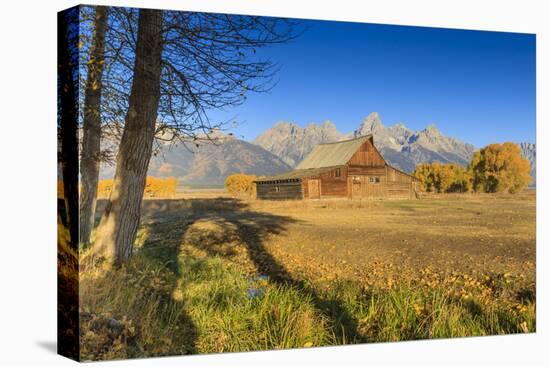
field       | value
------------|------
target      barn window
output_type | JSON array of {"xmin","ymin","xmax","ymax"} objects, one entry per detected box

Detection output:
[
  {"xmin": 275, "ymin": 185, "xmax": 280, "ymax": 192},
  {"xmin": 369, "ymin": 176, "xmax": 380, "ymax": 184},
  {"xmin": 335, "ymin": 168, "xmax": 341, "ymax": 177}
]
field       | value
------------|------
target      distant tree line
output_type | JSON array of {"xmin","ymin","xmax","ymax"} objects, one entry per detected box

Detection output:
[
  {"xmin": 98, "ymin": 177, "xmax": 178, "ymax": 198},
  {"xmin": 413, "ymin": 142, "xmax": 531, "ymax": 194}
]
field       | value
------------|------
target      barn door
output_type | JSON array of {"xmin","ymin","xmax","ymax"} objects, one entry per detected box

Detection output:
[
  {"xmin": 351, "ymin": 176, "xmax": 362, "ymax": 198},
  {"xmin": 366, "ymin": 176, "xmax": 384, "ymax": 198},
  {"xmin": 308, "ymin": 179, "xmax": 320, "ymax": 199}
]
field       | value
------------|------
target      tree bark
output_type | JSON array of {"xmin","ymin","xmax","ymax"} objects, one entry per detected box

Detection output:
[
  {"xmin": 80, "ymin": 6, "xmax": 108, "ymax": 246},
  {"xmin": 93, "ymin": 9, "xmax": 163, "ymax": 264}
]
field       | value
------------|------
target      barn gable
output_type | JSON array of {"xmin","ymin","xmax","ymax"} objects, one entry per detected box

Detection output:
[
  {"xmin": 347, "ymin": 136, "xmax": 386, "ymax": 167},
  {"xmin": 296, "ymin": 135, "xmax": 372, "ymax": 169}
]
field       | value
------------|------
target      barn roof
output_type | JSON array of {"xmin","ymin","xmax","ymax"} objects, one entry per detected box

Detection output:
[
  {"xmin": 295, "ymin": 135, "xmax": 372, "ymax": 169},
  {"xmin": 256, "ymin": 135, "xmax": 376, "ymax": 183},
  {"xmin": 255, "ymin": 166, "xmax": 342, "ymax": 183}
]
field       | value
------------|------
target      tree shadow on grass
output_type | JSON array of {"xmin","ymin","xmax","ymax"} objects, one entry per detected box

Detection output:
[
  {"xmin": 82, "ymin": 200, "xmax": 199, "ymax": 359},
  {"xmin": 138, "ymin": 197, "xmax": 359, "ymax": 346}
]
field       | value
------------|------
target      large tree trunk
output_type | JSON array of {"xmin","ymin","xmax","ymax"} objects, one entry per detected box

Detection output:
[
  {"xmin": 80, "ymin": 6, "xmax": 108, "ymax": 246},
  {"xmin": 93, "ymin": 9, "xmax": 163, "ymax": 265}
]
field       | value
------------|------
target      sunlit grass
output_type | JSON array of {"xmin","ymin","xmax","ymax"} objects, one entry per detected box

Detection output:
[
  {"xmin": 79, "ymin": 193, "xmax": 535, "ymax": 360},
  {"xmin": 79, "ymin": 249, "xmax": 331, "ymax": 360},
  {"xmin": 177, "ymin": 255, "xmax": 330, "ymax": 353},
  {"xmin": 320, "ymin": 280, "xmax": 535, "ymax": 343},
  {"xmin": 79, "ymin": 246, "xmax": 535, "ymax": 360}
]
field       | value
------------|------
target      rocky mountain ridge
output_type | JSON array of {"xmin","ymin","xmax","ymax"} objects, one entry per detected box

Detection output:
[
  {"xmin": 253, "ymin": 112, "xmax": 477, "ymax": 173},
  {"xmin": 97, "ymin": 113, "xmax": 535, "ymax": 188}
]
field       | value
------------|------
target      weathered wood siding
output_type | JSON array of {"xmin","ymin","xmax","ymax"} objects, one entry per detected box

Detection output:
[
  {"xmin": 386, "ymin": 165, "xmax": 412, "ymax": 183},
  {"xmin": 307, "ymin": 179, "xmax": 321, "ymax": 199},
  {"xmin": 348, "ymin": 166, "xmax": 386, "ymax": 176},
  {"xmin": 385, "ymin": 165, "xmax": 414, "ymax": 199},
  {"xmin": 256, "ymin": 181, "xmax": 303, "ymax": 200},
  {"xmin": 348, "ymin": 138, "xmax": 386, "ymax": 166},
  {"xmin": 318, "ymin": 167, "xmax": 348, "ymax": 197},
  {"xmin": 348, "ymin": 175, "xmax": 387, "ymax": 198},
  {"xmin": 346, "ymin": 165, "xmax": 415, "ymax": 199}
]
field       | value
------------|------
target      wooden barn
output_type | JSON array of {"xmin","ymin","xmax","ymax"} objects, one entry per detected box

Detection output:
[{"xmin": 255, "ymin": 135, "xmax": 420, "ymax": 200}]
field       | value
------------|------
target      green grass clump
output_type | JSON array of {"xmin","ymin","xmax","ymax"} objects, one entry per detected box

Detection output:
[
  {"xmin": 79, "ymin": 250, "xmax": 330, "ymax": 360},
  {"xmin": 319, "ymin": 280, "xmax": 535, "ymax": 344},
  {"xmin": 80, "ymin": 252, "xmax": 535, "ymax": 360},
  {"xmin": 176, "ymin": 255, "xmax": 330, "ymax": 353}
]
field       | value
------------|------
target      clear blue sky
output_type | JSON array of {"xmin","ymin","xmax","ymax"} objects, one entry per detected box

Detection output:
[{"xmin": 208, "ymin": 20, "xmax": 535, "ymax": 147}]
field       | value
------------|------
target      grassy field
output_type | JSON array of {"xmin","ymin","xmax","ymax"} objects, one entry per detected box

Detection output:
[{"xmin": 79, "ymin": 191, "xmax": 536, "ymax": 360}]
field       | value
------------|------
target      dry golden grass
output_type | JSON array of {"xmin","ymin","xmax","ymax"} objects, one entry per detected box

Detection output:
[
  {"xmin": 80, "ymin": 191, "xmax": 536, "ymax": 359},
  {"xmin": 251, "ymin": 191, "xmax": 535, "ymax": 284}
]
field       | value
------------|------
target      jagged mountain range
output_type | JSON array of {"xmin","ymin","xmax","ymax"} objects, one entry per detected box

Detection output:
[
  {"xmin": 252, "ymin": 120, "xmax": 344, "ymax": 167},
  {"xmin": 254, "ymin": 112, "xmax": 477, "ymax": 173},
  {"xmin": 98, "ymin": 112, "xmax": 535, "ymax": 187}
]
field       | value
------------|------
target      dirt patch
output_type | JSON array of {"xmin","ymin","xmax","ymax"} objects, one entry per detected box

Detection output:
[
  {"xmin": 247, "ymin": 193, "xmax": 536, "ymax": 287},
  {"xmin": 130, "ymin": 192, "xmax": 535, "ymax": 289}
]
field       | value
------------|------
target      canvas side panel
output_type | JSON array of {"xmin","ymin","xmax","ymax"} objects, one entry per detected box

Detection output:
[{"xmin": 57, "ymin": 5, "xmax": 81, "ymax": 362}]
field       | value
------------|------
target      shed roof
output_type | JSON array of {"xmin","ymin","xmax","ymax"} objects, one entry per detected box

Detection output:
[
  {"xmin": 255, "ymin": 166, "xmax": 342, "ymax": 183},
  {"xmin": 295, "ymin": 135, "xmax": 372, "ymax": 169}
]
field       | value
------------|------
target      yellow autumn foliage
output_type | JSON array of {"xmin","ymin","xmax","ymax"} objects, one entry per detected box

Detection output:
[
  {"xmin": 224, "ymin": 173, "xmax": 257, "ymax": 197},
  {"xmin": 97, "ymin": 177, "xmax": 178, "ymax": 198},
  {"xmin": 468, "ymin": 142, "xmax": 531, "ymax": 193},
  {"xmin": 144, "ymin": 177, "xmax": 178, "ymax": 197},
  {"xmin": 413, "ymin": 162, "xmax": 470, "ymax": 193},
  {"xmin": 414, "ymin": 142, "xmax": 531, "ymax": 194},
  {"xmin": 97, "ymin": 179, "xmax": 114, "ymax": 197}
]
